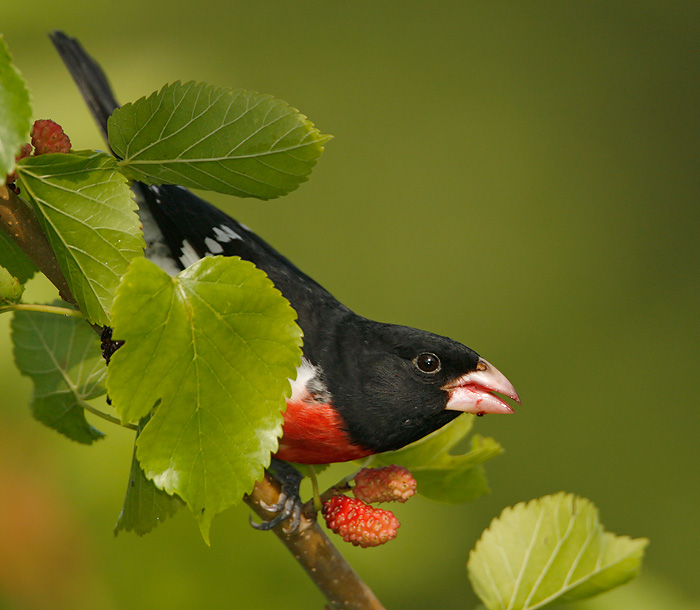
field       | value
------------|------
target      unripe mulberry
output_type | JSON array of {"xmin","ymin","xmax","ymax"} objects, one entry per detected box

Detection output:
[
  {"xmin": 30, "ymin": 119, "xmax": 71, "ymax": 155},
  {"xmin": 353, "ymin": 465, "xmax": 416, "ymax": 504}
]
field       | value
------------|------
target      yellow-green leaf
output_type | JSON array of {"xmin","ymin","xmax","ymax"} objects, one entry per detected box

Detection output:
[
  {"xmin": 373, "ymin": 414, "xmax": 503, "ymax": 504},
  {"xmin": 468, "ymin": 493, "xmax": 649, "ymax": 610},
  {"xmin": 107, "ymin": 256, "xmax": 302, "ymax": 541}
]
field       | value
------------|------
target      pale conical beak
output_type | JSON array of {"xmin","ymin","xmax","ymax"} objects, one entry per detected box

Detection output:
[{"xmin": 443, "ymin": 357, "xmax": 520, "ymax": 415}]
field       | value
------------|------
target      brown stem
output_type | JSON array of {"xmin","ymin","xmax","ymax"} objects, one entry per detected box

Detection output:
[
  {"xmin": 0, "ymin": 184, "xmax": 76, "ymax": 307},
  {"xmin": 245, "ymin": 474, "xmax": 386, "ymax": 610}
]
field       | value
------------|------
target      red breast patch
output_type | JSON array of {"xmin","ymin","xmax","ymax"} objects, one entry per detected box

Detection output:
[{"xmin": 275, "ymin": 400, "xmax": 373, "ymax": 464}]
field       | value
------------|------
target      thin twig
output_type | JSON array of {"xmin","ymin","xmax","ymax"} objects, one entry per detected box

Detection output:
[{"xmin": 246, "ymin": 473, "xmax": 386, "ymax": 610}]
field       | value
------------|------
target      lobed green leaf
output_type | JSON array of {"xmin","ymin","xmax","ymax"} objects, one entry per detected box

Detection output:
[
  {"xmin": 372, "ymin": 414, "xmax": 503, "ymax": 504},
  {"xmin": 107, "ymin": 256, "xmax": 303, "ymax": 541},
  {"xmin": 15, "ymin": 150, "xmax": 144, "ymax": 325},
  {"xmin": 11, "ymin": 306, "xmax": 107, "ymax": 443},
  {"xmin": 468, "ymin": 493, "xmax": 649, "ymax": 610},
  {"xmin": 109, "ymin": 81, "xmax": 331, "ymax": 199},
  {"xmin": 0, "ymin": 36, "xmax": 32, "ymax": 178}
]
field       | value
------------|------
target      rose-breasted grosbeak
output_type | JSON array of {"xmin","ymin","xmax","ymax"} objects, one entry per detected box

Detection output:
[{"xmin": 51, "ymin": 32, "xmax": 519, "ymax": 467}]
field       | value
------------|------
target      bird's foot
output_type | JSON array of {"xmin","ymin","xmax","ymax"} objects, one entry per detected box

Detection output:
[{"xmin": 250, "ymin": 458, "xmax": 304, "ymax": 534}]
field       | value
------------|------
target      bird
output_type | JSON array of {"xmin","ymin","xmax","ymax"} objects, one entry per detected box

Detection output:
[{"xmin": 50, "ymin": 32, "xmax": 519, "ymax": 470}]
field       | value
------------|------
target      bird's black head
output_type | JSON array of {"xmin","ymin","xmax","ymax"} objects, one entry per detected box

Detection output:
[{"xmin": 325, "ymin": 319, "xmax": 519, "ymax": 454}]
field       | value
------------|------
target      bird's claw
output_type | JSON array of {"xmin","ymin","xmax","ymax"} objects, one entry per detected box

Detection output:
[
  {"xmin": 259, "ymin": 496, "xmax": 286, "ymax": 514},
  {"xmin": 250, "ymin": 495, "xmax": 302, "ymax": 533},
  {"xmin": 250, "ymin": 459, "xmax": 303, "ymax": 534}
]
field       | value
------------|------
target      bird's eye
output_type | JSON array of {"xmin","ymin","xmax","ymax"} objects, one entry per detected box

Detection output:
[{"xmin": 414, "ymin": 352, "xmax": 441, "ymax": 374}]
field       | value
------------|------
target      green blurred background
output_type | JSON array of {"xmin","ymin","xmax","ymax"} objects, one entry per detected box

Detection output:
[{"xmin": 2, "ymin": 2, "xmax": 699, "ymax": 609}]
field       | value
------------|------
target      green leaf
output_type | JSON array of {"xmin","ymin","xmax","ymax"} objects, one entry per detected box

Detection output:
[
  {"xmin": 468, "ymin": 493, "xmax": 649, "ymax": 610},
  {"xmin": 107, "ymin": 256, "xmax": 303, "ymax": 541},
  {"xmin": 372, "ymin": 414, "xmax": 503, "ymax": 504},
  {"xmin": 109, "ymin": 81, "xmax": 331, "ymax": 199},
  {"xmin": 375, "ymin": 412, "xmax": 476, "ymax": 465},
  {"xmin": 11, "ymin": 306, "xmax": 107, "ymax": 443},
  {"xmin": 0, "ymin": 36, "xmax": 32, "ymax": 178},
  {"xmin": 15, "ymin": 150, "xmax": 144, "ymax": 325},
  {"xmin": 0, "ymin": 226, "xmax": 38, "ymax": 283},
  {"xmin": 412, "ymin": 434, "xmax": 503, "ymax": 504},
  {"xmin": 0, "ymin": 265, "xmax": 23, "ymax": 304},
  {"xmin": 115, "ymin": 419, "xmax": 184, "ymax": 536}
]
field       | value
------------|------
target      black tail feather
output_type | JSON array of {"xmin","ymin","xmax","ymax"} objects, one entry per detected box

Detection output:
[{"xmin": 50, "ymin": 31, "xmax": 119, "ymax": 144}]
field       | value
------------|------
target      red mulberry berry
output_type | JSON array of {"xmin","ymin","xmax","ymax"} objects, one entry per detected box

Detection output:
[{"xmin": 322, "ymin": 495, "xmax": 400, "ymax": 548}]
